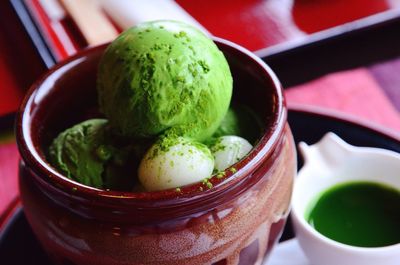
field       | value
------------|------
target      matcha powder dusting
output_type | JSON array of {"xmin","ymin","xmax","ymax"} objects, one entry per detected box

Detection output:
[{"xmin": 97, "ymin": 20, "xmax": 233, "ymax": 141}]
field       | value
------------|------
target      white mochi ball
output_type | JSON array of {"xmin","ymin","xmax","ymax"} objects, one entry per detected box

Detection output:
[
  {"xmin": 138, "ymin": 137, "xmax": 214, "ymax": 191},
  {"xmin": 211, "ymin": 136, "xmax": 253, "ymax": 172}
]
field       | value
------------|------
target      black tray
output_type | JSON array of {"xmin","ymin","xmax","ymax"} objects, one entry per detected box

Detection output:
[{"xmin": 1, "ymin": 108, "xmax": 399, "ymax": 265}]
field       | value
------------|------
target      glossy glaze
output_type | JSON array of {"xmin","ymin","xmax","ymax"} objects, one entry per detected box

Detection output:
[{"xmin": 16, "ymin": 38, "xmax": 296, "ymax": 265}]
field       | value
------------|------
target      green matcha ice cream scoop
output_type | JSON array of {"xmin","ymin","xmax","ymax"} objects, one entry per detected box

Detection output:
[
  {"xmin": 212, "ymin": 104, "xmax": 263, "ymax": 144},
  {"xmin": 48, "ymin": 119, "xmax": 113, "ymax": 188},
  {"xmin": 97, "ymin": 20, "xmax": 233, "ymax": 141}
]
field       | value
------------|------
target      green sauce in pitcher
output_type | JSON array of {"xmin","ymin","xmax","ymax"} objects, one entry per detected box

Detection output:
[{"xmin": 306, "ymin": 181, "xmax": 400, "ymax": 247}]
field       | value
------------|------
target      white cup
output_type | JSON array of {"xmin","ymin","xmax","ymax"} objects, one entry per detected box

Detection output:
[{"xmin": 291, "ymin": 132, "xmax": 400, "ymax": 265}]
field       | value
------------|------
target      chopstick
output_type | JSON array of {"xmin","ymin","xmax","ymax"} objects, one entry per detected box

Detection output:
[
  {"xmin": 97, "ymin": 0, "xmax": 210, "ymax": 35},
  {"xmin": 59, "ymin": 0, "xmax": 118, "ymax": 46}
]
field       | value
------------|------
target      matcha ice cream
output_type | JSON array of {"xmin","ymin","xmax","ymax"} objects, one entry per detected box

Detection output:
[
  {"xmin": 49, "ymin": 119, "xmax": 111, "ymax": 188},
  {"xmin": 48, "ymin": 21, "xmax": 250, "ymax": 192},
  {"xmin": 97, "ymin": 20, "xmax": 233, "ymax": 141},
  {"xmin": 212, "ymin": 104, "xmax": 262, "ymax": 144},
  {"xmin": 49, "ymin": 119, "xmax": 137, "ymax": 190}
]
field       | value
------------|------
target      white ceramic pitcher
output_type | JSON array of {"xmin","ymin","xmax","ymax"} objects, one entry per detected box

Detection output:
[{"xmin": 291, "ymin": 132, "xmax": 400, "ymax": 265}]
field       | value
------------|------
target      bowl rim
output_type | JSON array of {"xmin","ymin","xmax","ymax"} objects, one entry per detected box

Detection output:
[{"xmin": 15, "ymin": 37, "xmax": 286, "ymax": 203}]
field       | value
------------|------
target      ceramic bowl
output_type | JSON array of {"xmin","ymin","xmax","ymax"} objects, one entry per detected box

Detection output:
[
  {"xmin": 292, "ymin": 132, "xmax": 400, "ymax": 265},
  {"xmin": 16, "ymin": 38, "xmax": 296, "ymax": 265}
]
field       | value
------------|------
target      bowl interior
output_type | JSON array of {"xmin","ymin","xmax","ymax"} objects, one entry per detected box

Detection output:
[{"xmin": 19, "ymin": 39, "xmax": 283, "ymax": 198}]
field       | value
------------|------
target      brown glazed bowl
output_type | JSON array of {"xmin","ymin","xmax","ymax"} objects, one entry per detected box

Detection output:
[{"xmin": 16, "ymin": 38, "xmax": 296, "ymax": 265}]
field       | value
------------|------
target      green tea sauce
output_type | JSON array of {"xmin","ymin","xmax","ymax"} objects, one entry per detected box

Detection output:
[{"xmin": 306, "ymin": 181, "xmax": 400, "ymax": 247}]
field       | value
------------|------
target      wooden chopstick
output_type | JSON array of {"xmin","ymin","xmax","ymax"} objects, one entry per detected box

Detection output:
[{"xmin": 59, "ymin": 0, "xmax": 118, "ymax": 46}]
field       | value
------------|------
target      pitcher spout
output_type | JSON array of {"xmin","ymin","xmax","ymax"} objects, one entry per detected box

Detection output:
[{"xmin": 299, "ymin": 132, "xmax": 352, "ymax": 171}]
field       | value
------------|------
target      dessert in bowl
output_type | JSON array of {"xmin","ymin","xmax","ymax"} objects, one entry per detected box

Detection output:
[{"xmin": 16, "ymin": 22, "xmax": 296, "ymax": 265}]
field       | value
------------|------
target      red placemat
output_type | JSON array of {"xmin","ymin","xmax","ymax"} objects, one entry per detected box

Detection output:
[
  {"xmin": 286, "ymin": 67, "xmax": 400, "ymax": 131},
  {"xmin": 0, "ymin": 140, "xmax": 19, "ymax": 221}
]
